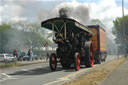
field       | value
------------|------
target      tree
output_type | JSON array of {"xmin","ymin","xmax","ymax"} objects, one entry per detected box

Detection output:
[
  {"xmin": 0, "ymin": 23, "xmax": 11, "ymax": 53},
  {"xmin": 10, "ymin": 21, "xmax": 51, "ymax": 50},
  {"xmin": 112, "ymin": 15, "xmax": 128, "ymax": 53},
  {"xmin": 0, "ymin": 21, "xmax": 52, "ymax": 53},
  {"xmin": 23, "ymin": 22, "xmax": 50, "ymax": 50}
]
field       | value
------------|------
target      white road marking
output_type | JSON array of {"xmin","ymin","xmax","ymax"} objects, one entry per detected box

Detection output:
[
  {"xmin": 42, "ymin": 65, "xmax": 99, "ymax": 85},
  {"xmin": 0, "ymin": 77, "xmax": 18, "ymax": 82},
  {"xmin": 42, "ymin": 78, "xmax": 68, "ymax": 85},
  {"xmin": 42, "ymin": 80, "xmax": 64, "ymax": 85},
  {"xmin": 0, "ymin": 73, "xmax": 18, "ymax": 83},
  {"xmin": 58, "ymin": 78, "xmax": 70, "ymax": 81},
  {"xmin": 1, "ymin": 73, "xmax": 11, "ymax": 78},
  {"xmin": 0, "ymin": 78, "xmax": 9, "ymax": 82},
  {"xmin": 21, "ymin": 69, "xmax": 29, "ymax": 71}
]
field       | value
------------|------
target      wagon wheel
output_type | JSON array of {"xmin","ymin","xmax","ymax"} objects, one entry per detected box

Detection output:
[
  {"xmin": 49, "ymin": 53, "xmax": 57, "ymax": 71},
  {"xmin": 74, "ymin": 52, "xmax": 80, "ymax": 71},
  {"xmin": 85, "ymin": 42, "xmax": 94, "ymax": 67},
  {"xmin": 89, "ymin": 43, "xmax": 94, "ymax": 67}
]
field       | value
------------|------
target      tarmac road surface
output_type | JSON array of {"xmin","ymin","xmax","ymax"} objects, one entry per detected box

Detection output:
[{"xmin": 0, "ymin": 55, "xmax": 121, "ymax": 85}]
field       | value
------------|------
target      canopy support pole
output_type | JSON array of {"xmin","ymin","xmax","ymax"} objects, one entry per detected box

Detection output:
[
  {"xmin": 52, "ymin": 23, "xmax": 55, "ymax": 40},
  {"xmin": 64, "ymin": 22, "xmax": 66, "ymax": 39}
]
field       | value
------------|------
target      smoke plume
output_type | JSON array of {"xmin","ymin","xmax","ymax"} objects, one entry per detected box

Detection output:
[
  {"xmin": 38, "ymin": 2, "xmax": 90, "ymax": 25},
  {"xmin": 59, "ymin": 8, "xmax": 68, "ymax": 18}
]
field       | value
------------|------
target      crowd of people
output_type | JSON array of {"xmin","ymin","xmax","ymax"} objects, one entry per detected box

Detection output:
[
  {"xmin": 12, "ymin": 48, "xmax": 33, "ymax": 61},
  {"xmin": 12, "ymin": 48, "xmax": 49, "ymax": 61}
]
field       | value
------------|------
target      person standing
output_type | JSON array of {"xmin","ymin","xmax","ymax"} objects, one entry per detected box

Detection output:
[
  {"xmin": 27, "ymin": 48, "xmax": 33, "ymax": 61},
  {"xmin": 13, "ymin": 49, "xmax": 18, "ymax": 58},
  {"xmin": 46, "ymin": 52, "xmax": 49, "ymax": 61}
]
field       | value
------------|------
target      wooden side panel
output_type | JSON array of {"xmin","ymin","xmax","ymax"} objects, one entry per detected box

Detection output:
[
  {"xmin": 90, "ymin": 28, "xmax": 98, "ymax": 51},
  {"xmin": 99, "ymin": 28, "xmax": 107, "ymax": 52}
]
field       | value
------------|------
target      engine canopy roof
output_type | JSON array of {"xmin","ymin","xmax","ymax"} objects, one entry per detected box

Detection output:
[{"xmin": 41, "ymin": 17, "xmax": 95, "ymax": 35}]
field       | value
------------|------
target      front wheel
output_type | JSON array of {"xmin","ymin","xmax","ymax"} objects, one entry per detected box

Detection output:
[
  {"xmin": 49, "ymin": 53, "xmax": 57, "ymax": 71},
  {"xmin": 74, "ymin": 52, "xmax": 80, "ymax": 71}
]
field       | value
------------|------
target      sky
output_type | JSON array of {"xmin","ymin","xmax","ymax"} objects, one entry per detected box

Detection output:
[{"xmin": 0, "ymin": 0, "xmax": 128, "ymax": 39}]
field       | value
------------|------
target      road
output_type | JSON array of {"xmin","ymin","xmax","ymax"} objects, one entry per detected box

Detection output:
[{"xmin": 0, "ymin": 55, "xmax": 120, "ymax": 85}]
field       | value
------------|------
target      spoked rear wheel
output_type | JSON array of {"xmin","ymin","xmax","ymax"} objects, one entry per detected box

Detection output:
[
  {"xmin": 49, "ymin": 53, "xmax": 57, "ymax": 71},
  {"xmin": 74, "ymin": 52, "xmax": 80, "ymax": 71},
  {"xmin": 89, "ymin": 43, "xmax": 94, "ymax": 67},
  {"xmin": 85, "ymin": 42, "xmax": 94, "ymax": 67}
]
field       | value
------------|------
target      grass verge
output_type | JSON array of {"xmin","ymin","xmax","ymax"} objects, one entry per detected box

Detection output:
[
  {"xmin": 0, "ymin": 63, "xmax": 21, "ymax": 69},
  {"xmin": 0, "ymin": 60, "xmax": 47, "ymax": 69},
  {"xmin": 64, "ymin": 58, "xmax": 126, "ymax": 85}
]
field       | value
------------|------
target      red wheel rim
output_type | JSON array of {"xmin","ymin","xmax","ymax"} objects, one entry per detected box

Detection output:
[
  {"xmin": 90, "ymin": 43, "xmax": 94, "ymax": 67},
  {"xmin": 51, "ymin": 55, "xmax": 56, "ymax": 68},
  {"xmin": 76, "ymin": 54, "xmax": 80, "ymax": 70}
]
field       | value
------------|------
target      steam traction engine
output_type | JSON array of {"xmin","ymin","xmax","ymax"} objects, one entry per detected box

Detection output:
[{"xmin": 41, "ymin": 18, "xmax": 95, "ymax": 71}]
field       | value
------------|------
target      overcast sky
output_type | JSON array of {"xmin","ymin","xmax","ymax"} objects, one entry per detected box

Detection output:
[{"xmin": 0, "ymin": 0, "xmax": 128, "ymax": 35}]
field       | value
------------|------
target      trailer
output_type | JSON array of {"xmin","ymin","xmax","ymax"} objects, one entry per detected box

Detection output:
[
  {"xmin": 41, "ymin": 17, "xmax": 97, "ymax": 71},
  {"xmin": 88, "ymin": 25, "xmax": 107, "ymax": 64}
]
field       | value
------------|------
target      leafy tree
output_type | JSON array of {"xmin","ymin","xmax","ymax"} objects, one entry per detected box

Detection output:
[
  {"xmin": 0, "ymin": 21, "xmax": 52, "ymax": 53},
  {"xmin": 0, "ymin": 23, "xmax": 11, "ymax": 53},
  {"xmin": 10, "ymin": 21, "xmax": 51, "ymax": 49},
  {"xmin": 112, "ymin": 15, "xmax": 128, "ymax": 53},
  {"xmin": 23, "ymin": 22, "xmax": 50, "ymax": 50}
]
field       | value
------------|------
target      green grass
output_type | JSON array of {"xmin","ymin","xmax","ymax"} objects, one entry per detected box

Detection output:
[
  {"xmin": 0, "ymin": 61, "xmax": 46, "ymax": 69},
  {"xmin": 0, "ymin": 62, "xmax": 34, "ymax": 69},
  {"xmin": 0, "ymin": 63, "xmax": 21, "ymax": 69},
  {"xmin": 118, "ymin": 58, "xmax": 126, "ymax": 66}
]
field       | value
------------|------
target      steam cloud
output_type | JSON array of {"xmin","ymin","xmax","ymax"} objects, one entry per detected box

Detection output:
[{"xmin": 38, "ymin": 2, "xmax": 90, "ymax": 25}]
